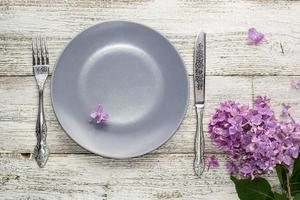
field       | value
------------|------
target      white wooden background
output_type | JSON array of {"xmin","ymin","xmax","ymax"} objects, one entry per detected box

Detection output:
[{"xmin": 1, "ymin": 0, "xmax": 300, "ymax": 199}]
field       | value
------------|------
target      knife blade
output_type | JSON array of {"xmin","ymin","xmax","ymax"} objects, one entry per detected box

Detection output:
[{"xmin": 193, "ymin": 32, "xmax": 206, "ymax": 176}]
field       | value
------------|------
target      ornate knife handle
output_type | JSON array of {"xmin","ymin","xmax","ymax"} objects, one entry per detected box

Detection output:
[
  {"xmin": 34, "ymin": 89, "xmax": 49, "ymax": 168},
  {"xmin": 194, "ymin": 104, "xmax": 205, "ymax": 176}
]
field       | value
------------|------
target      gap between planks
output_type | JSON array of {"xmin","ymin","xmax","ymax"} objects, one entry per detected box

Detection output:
[{"xmin": 3, "ymin": 74, "xmax": 300, "ymax": 77}]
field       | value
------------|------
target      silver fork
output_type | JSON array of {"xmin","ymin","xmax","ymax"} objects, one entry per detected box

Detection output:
[{"xmin": 32, "ymin": 37, "xmax": 49, "ymax": 168}]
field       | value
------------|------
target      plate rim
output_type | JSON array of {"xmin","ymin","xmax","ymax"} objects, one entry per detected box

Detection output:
[{"xmin": 51, "ymin": 20, "xmax": 190, "ymax": 158}]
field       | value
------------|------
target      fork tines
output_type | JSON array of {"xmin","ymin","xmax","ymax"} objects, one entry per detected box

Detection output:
[{"xmin": 32, "ymin": 37, "xmax": 49, "ymax": 66}]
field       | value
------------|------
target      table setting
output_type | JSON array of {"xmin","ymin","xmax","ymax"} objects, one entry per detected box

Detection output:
[
  {"xmin": 1, "ymin": 1, "xmax": 300, "ymax": 200},
  {"xmin": 33, "ymin": 20, "xmax": 205, "ymax": 172}
]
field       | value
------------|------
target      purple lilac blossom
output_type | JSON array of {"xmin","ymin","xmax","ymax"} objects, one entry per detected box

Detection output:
[
  {"xmin": 225, "ymin": 162, "xmax": 239, "ymax": 174},
  {"xmin": 281, "ymin": 103, "xmax": 291, "ymax": 117},
  {"xmin": 208, "ymin": 96, "xmax": 300, "ymax": 178},
  {"xmin": 90, "ymin": 104, "xmax": 109, "ymax": 124},
  {"xmin": 205, "ymin": 155, "xmax": 219, "ymax": 169},
  {"xmin": 291, "ymin": 80, "xmax": 300, "ymax": 89},
  {"xmin": 247, "ymin": 28, "xmax": 265, "ymax": 45}
]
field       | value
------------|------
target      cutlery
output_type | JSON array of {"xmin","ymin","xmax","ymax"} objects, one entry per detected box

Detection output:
[
  {"xmin": 193, "ymin": 32, "xmax": 206, "ymax": 176},
  {"xmin": 32, "ymin": 37, "xmax": 49, "ymax": 168}
]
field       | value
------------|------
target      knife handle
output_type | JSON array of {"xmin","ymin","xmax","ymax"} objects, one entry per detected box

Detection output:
[{"xmin": 194, "ymin": 104, "xmax": 205, "ymax": 176}]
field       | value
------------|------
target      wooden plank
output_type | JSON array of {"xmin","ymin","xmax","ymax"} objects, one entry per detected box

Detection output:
[
  {"xmin": 1, "ymin": 0, "xmax": 300, "ymax": 75},
  {"xmin": 0, "ymin": 153, "xmax": 278, "ymax": 200},
  {"xmin": 0, "ymin": 76, "xmax": 252, "ymax": 154},
  {"xmin": 1, "ymin": 0, "xmax": 299, "ymax": 35}
]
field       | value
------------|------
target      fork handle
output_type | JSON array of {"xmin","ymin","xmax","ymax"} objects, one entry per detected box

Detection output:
[
  {"xmin": 34, "ymin": 89, "xmax": 49, "ymax": 168},
  {"xmin": 194, "ymin": 104, "xmax": 205, "ymax": 176}
]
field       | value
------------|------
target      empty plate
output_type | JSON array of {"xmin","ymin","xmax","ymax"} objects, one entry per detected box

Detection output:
[{"xmin": 51, "ymin": 21, "xmax": 189, "ymax": 158}]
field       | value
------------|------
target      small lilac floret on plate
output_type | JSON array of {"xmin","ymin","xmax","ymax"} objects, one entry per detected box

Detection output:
[{"xmin": 90, "ymin": 104, "xmax": 109, "ymax": 124}]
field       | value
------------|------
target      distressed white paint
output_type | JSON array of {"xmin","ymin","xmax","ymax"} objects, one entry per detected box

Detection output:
[
  {"xmin": 0, "ymin": 153, "xmax": 280, "ymax": 200},
  {"xmin": 1, "ymin": 0, "xmax": 300, "ymax": 76},
  {"xmin": 1, "ymin": 0, "xmax": 300, "ymax": 199}
]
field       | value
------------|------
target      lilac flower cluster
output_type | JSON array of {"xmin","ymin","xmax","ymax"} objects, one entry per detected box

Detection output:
[{"xmin": 208, "ymin": 96, "xmax": 300, "ymax": 178}]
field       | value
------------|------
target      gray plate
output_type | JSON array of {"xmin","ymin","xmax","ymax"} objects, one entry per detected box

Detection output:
[{"xmin": 51, "ymin": 21, "xmax": 189, "ymax": 158}]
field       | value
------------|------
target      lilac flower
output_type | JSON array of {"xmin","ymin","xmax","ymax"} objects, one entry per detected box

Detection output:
[
  {"xmin": 225, "ymin": 162, "xmax": 239, "ymax": 174},
  {"xmin": 291, "ymin": 80, "xmax": 300, "ymax": 89},
  {"xmin": 90, "ymin": 104, "xmax": 109, "ymax": 124},
  {"xmin": 247, "ymin": 28, "xmax": 265, "ymax": 45},
  {"xmin": 276, "ymin": 120, "xmax": 300, "ymax": 165},
  {"xmin": 281, "ymin": 103, "xmax": 291, "ymax": 117},
  {"xmin": 208, "ymin": 96, "xmax": 300, "ymax": 178},
  {"xmin": 205, "ymin": 155, "xmax": 219, "ymax": 170}
]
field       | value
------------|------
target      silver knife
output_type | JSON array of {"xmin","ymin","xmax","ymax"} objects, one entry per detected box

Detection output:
[{"xmin": 193, "ymin": 32, "xmax": 206, "ymax": 176}]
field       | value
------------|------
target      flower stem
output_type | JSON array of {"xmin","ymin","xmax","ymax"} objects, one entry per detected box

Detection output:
[{"xmin": 285, "ymin": 167, "xmax": 292, "ymax": 200}]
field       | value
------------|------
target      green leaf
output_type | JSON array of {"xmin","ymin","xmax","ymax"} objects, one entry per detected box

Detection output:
[
  {"xmin": 292, "ymin": 155, "xmax": 300, "ymax": 178},
  {"xmin": 231, "ymin": 176, "xmax": 275, "ymax": 200},
  {"xmin": 274, "ymin": 193, "xmax": 288, "ymax": 200},
  {"xmin": 294, "ymin": 193, "xmax": 300, "ymax": 200},
  {"xmin": 291, "ymin": 155, "xmax": 300, "ymax": 196},
  {"xmin": 276, "ymin": 164, "xmax": 287, "ymax": 191}
]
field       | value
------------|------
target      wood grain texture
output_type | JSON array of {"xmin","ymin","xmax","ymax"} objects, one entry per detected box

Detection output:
[
  {"xmin": 1, "ymin": 0, "xmax": 300, "ymax": 75},
  {"xmin": 1, "ymin": 0, "xmax": 300, "ymax": 199},
  {"xmin": 0, "ymin": 75, "xmax": 252, "ymax": 154},
  {"xmin": 0, "ymin": 153, "xmax": 278, "ymax": 200}
]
